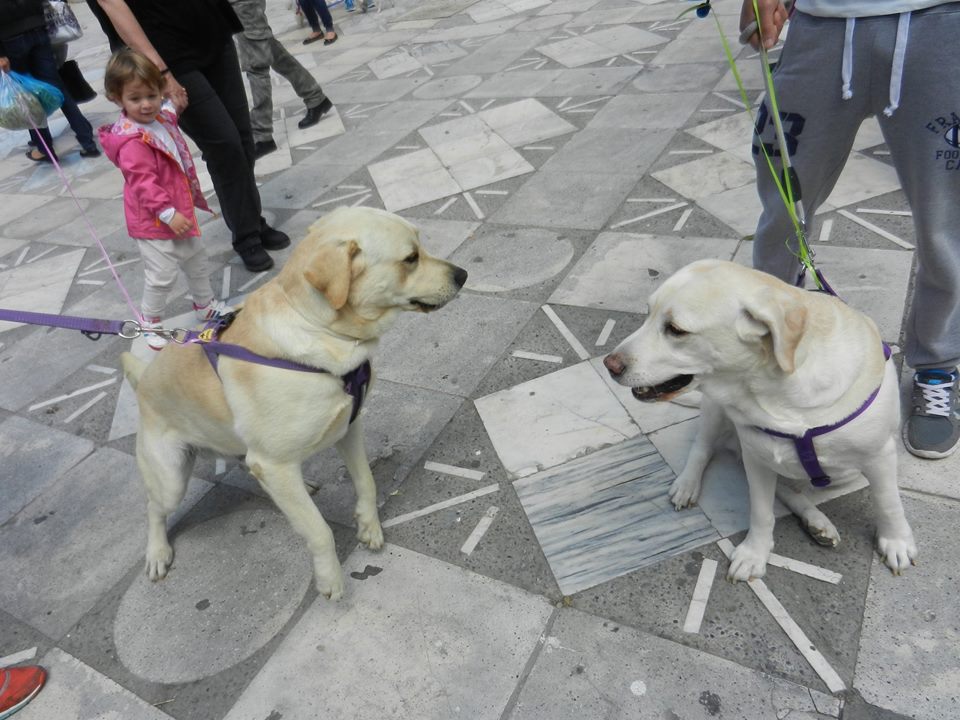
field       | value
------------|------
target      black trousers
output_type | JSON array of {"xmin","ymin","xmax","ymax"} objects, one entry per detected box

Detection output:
[{"xmin": 176, "ymin": 43, "xmax": 265, "ymax": 251}]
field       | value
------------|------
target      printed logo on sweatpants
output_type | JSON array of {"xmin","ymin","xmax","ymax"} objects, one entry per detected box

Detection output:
[
  {"xmin": 926, "ymin": 111, "xmax": 960, "ymax": 169},
  {"xmin": 752, "ymin": 103, "xmax": 806, "ymax": 159}
]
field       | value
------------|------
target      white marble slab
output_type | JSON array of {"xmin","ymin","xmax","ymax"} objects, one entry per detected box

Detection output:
[
  {"xmin": 818, "ymin": 152, "xmax": 903, "ymax": 211},
  {"xmin": 588, "ymin": 91, "xmax": 705, "ymax": 130},
  {"xmin": 410, "ymin": 217, "xmax": 480, "ymax": 259},
  {"xmin": 16, "ymin": 649, "xmax": 171, "ymax": 720},
  {"xmin": 223, "ymin": 544, "xmax": 554, "ymax": 720},
  {"xmin": 474, "ymin": 360, "xmax": 640, "ymax": 478},
  {"xmin": 368, "ymin": 48, "xmax": 423, "ymax": 79},
  {"xmin": 449, "ymin": 227, "xmax": 574, "ymax": 292},
  {"xmin": 478, "ymin": 98, "xmax": 576, "ymax": 147},
  {"xmin": 548, "ymin": 233, "xmax": 739, "ymax": 313},
  {"xmin": 515, "ymin": 435, "xmax": 717, "ymax": 594},
  {"xmin": 652, "ymin": 150, "xmax": 756, "ymax": 202},
  {"xmin": 0, "ymin": 248, "xmax": 86, "ymax": 333},
  {"xmin": 686, "ymin": 110, "xmax": 756, "ymax": 164},
  {"xmin": 368, "ymin": 148, "xmax": 461, "ymax": 211},
  {"xmin": 282, "ymin": 105, "xmax": 346, "ymax": 147},
  {"xmin": 698, "ymin": 182, "xmax": 764, "ymax": 236}
]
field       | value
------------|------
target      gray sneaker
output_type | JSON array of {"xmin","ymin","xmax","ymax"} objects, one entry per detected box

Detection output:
[{"xmin": 903, "ymin": 368, "xmax": 960, "ymax": 459}]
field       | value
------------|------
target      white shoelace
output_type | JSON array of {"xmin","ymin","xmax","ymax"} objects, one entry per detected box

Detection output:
[{"xmin": 919, "ymin": 380, "xmax": 955, "ymax": 417}]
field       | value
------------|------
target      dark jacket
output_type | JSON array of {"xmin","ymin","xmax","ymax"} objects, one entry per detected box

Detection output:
[{"xmin": 0, "ymin": 0, "xmax": 46, "ymax": 56}]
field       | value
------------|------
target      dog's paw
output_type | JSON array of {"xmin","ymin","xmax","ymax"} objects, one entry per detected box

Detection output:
[
  {"xmin": 727, "ymin": 541, "xmax": 770, "ymax": 583},
  {"xmin": 877, "ymin": 533, "xmax": 918, "ymax": 575},
  {"xmin": 145, "ymin": 542, "xmax": 173, "ymax": 581},
  {"xmin": 314, "ymin": 564, "xmax": 345, "ymax": 601},
  {"xmin": 669, "ymin": 472, "xmax": 701, "ymax": 510},
  {"xmin": 356, "ymin": 513, "xmax": 384, "ymax": 550},
  {"xmin": 801, "ymin": 509, "xmax": 841, "ymax": 547}
]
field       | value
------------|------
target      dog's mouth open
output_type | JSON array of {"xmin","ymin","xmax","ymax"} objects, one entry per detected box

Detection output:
[{"xmin": 631, "ymin": 374, "xmax": 694, "ymax": 402}]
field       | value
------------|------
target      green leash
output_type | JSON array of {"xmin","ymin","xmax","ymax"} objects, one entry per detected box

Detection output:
[{"xmin": 680, "ymin": 0, "xmax": 821, "ymax": 288}]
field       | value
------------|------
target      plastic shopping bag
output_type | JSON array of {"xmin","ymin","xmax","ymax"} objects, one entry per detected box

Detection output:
[
  {"xmin": 0, "ymin": 70, "xmax": 65, "ymax": 131},
  {"xmin": 43, "ymin": 0, "xmax": 84, "ymax": 45}
]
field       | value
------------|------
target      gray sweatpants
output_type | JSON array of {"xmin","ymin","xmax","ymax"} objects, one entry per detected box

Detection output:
[
  {"xmin": 752, "ymin": 4, "xmax": 960, "ymax": 370},
  {"xmin": 230, "ymin": 0, "xmax": 327, "ymax": 143}
]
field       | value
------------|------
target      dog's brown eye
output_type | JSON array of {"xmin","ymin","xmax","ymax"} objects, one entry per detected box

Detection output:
[
  {"xmin": 665, "ymin": 322, "xmax": 689, "ymax": 337},
  {"xmin": 404, "ymin": 252, "xmax": 419, "ymax": 264}
]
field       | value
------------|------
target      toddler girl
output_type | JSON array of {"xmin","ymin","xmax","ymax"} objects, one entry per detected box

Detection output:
[{"xmin": 98, "ymin": 48, "xmax": 227, "ymax": 350}]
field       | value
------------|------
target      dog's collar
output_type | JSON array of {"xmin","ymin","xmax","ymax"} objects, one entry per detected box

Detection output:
[
  {"xmin": 755, "ymin": 343, "xmax": 891, "ymax": 487},
  {"xmin": 188, "ymin": 311, "xmax": 371, "ymax": 424}
]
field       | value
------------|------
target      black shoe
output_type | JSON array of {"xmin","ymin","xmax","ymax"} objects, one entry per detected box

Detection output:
[
  {"xmin": 254, "ymin": 139, "xmax": 277, "ymax": 160},
  {"xmin": 238, "ymin": 244, "xmax": 274, "ymax": 272},
  {"xmin": 79, "ymin": 146, "xmax": 101, "ymax": 158},
  {"xmin": 260, "ymin": 226, "xmax": 290, "ymax": 251},
  {"xmin": 298, "ymin": 98, "xmax": 333, "ymax": 129}
]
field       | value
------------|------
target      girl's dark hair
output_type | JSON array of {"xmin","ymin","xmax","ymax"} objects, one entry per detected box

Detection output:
[{"xmin": 104, "ymin": 48, "xmax": 164, "ymax": 101}]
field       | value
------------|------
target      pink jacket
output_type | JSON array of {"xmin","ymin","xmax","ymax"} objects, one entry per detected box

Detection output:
[{"xmin": 98, "ymin": 109, "xmax": 211, "ymax": 240}]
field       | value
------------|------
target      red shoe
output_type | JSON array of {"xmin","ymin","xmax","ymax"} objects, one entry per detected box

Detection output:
[{"xmin": 0, "ymin": 665, "xmax": 46, "ymax": 719}]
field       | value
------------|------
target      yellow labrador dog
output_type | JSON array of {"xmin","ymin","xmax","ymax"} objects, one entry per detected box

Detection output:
[
  {"xmin": 121, "ymin": 207, "xmax": 467, "ymax": 600},
  {"xmin": 604, "ymin": 259, "xmax": 916, "ymax": 582}
]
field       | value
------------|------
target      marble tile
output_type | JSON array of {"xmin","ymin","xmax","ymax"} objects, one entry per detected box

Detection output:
[
  {"xmin": 408, "ymin": 41, "xmax": 469, "ymax": 66},
  {"xmin": 514, "ymin": 435, "xmax": 717, "ymax": 594},
  {"xmin": 697, "ymin": 182, "xmax": 764, "ymax": 236},
  {"xmin": 852, "ymin": 116, "xmax": 885, "ymax": 151},
  {"xmin": 440, "ymin": 31, "xmax": 549, "ymax": 76},
  {"xmin": 399, "ymin": 0, "xmax": 484, "ymax": 21},
  {"xmin": 855, "ymin": 495, "xmax": 960, "ymax": 720},
  {"xmin": 0, "ymin": 448, "xmax": 212, "ymax": 638},
  {"xmin": 514, "ymin": 607, "xmax": 841, "ymax": 718},
  {"xmin": 409, "ymin": 217, "xmax": 480, "ymax": 258},
  {"xmin": 409, "ymin": 16, "xmax": 523, "ymax": 41},
  {"xmin": 0, "ymin": 193, "xmax": 56, "ymax": 227},
  {"xmin": 368, "ymin": 48, "xmax": 423, "ymax": 79},
  {"xmin": 449, "ymin": 226, "xmax": 575, "ymax": 293},
  {"xmin": 325, "ymin": 78, "xmax": 426, "ymax": 103},
  {"xmin": 419, "ymin": 114, "xmax": 507, "ymax": 164},
  {"xmin": 114, "ymin": 507, "xmax": 312, "ymax": 683},
  {"xmin": 282, "ymin": 104, "xmax": 346, "ymax": 146},
  {"xmin": 536, "ymin": 35, "xmax": 619, "ymax": 68},
  {"xmin": 537, "ymin": 0, "xmax": 601, "ymax": 16},
  {"xmin": 478, "ymin": 98, "xmax": 575, "ymax": 146},
  {"xmin": 653, "ymin": 24, "xmax": 734, "ymax": 65},
  {"xmin": 492, "ymin": 170, "xmax": 638, "ymax": 230},
  {"xmin": 0, "ymin": 236, "xmax": 28, "ymax": 260},
  {"xmin": 368, "ymin": 148, "xmax": 461, "ymax": 211},
  {"xmin": 685, "ymin": 109, "xmax": 756, "ymax": 164},
  {"xmin": 0, "ymin": 416, "xmax": 94, "ymax": 525},
  {"xmin": 587, "ymin": 24, "xmax": 668, "ymax": 55},
  {"xmin": 548, "ymin": 233, "xmax": 739, "ymax": 313},
  {"xmin": 412, "ymin": 74, "xmax": 484, "ymax": 99},
  {"xmin": 465, "ymin": 70, "xmax": 563, "ymax": 99},
  {"xmin": 588, "ymin": 91, "xmax": 705, "ymax": 130},
  {"xmin": 16, "ymin": 649, "xmax": 170, "ymax": 720},
  {"xmin": 733, "ymin": 243, "xmax": 912, "ymax": 344},
  {"xmin": 2, "ymin": 197, "xmax": 96, "ymax": 240},
  {"xmin": 475, "ymin": 361, "xmax": 639, "ymax": 478},
  {"xmin": 633, "ymin": 61, "xmax": 732, "ymax": 94},
  {"xmin": 652, "ymin": 150, "xmax": 757, "ymax": 202},
  {"xmin": 33, "ymin": 199, "xmax": 128, "ymax": 247},
  {"xmin": 222, "ymin": 544, "xmax": 553, "ymax": 720},
  {"xmin": 448, "ymin": 146, "xmax": 534, "ymax": 190},
  {"xmin": 819, "ymin": 153, "xmax": 903, "ymax": 211},
  {"xmin": 376, "ymin": 293, "xmax": 539, "ymax": 396},
  {"xmin": 0, "ymin": 248, "xmax": 86, "ymax": 333},
  {"xmin": 542, "ymin": 67, "xmax": 640, "ymax": 97}
]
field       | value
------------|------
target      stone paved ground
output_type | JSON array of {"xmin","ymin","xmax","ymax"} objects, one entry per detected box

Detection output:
[{"xmin": 1, "ymin": 1, "xmax": 958, "ymax": 718}]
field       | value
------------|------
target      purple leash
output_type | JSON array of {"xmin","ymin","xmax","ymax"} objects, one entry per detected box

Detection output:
[{"xmin": 0, "ymin": 309, "xmax": 140, "ymax": 339}]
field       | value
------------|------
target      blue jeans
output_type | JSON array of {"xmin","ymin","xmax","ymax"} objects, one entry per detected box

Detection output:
[
  {"xmin": 4, "ymin": 27, "xmax": 96, "ymax": 156},
  {"xmin": 301, "ymin": 0, "xmax": 334, "ymax": 31}
]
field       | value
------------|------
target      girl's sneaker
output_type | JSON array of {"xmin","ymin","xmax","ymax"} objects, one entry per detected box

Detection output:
[
  {"xmin": 193, "ymin": 299, "xmax": 233, "ymax": 323},
  {"xmin": 142, "ymin": 317, "xmax": 167, "ymax": 351},
  {"xmin": 0, "ymin": 665, "xmax": 47, "ymax": 719}
]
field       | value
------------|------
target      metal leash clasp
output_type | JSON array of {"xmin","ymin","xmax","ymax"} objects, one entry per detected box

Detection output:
[{"xmin": 118, "ymin": 320, "xmax": 189, "ymax": 343}]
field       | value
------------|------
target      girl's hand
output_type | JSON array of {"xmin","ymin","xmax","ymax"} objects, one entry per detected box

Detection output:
[
  {"xmin": 167, "ymin": 211, "xmax": 192, "ymax": 236},
  {"xmin": 163, "ymin": 73, "xmax": 189, "ymax": 113}
]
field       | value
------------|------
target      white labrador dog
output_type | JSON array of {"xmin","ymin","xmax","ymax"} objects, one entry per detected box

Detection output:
[
  {"xmin": 603, "ymin": 259, "xmax": 916, "ymax": 582},
  {"xmin": 121, "ymin": 207, "xmax": 467, "ymax": 600}
]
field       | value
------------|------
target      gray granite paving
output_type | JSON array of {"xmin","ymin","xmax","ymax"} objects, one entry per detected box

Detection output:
[{"xmin": 0, "ymin": 0, "xmax": 953, "ymax": 718}]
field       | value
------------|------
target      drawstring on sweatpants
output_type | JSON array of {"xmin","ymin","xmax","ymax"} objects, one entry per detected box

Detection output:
[{"xmin": 840, "ymin": 12, "xmax": 912, "ymax": 116}]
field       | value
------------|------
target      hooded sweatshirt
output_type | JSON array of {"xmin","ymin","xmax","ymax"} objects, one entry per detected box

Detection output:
[{"xmin": 99, "ymin": 107, "xmax": 211, "ymax": 240}]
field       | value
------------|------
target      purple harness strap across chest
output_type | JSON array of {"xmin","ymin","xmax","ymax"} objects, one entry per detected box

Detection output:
[
  {"xmin": 189, "ymin": 312, "xmax": 371, "ymax": 424},
  {"xmin": 756, "ymin": 343, "xmax": 891, "ymax": 487}
]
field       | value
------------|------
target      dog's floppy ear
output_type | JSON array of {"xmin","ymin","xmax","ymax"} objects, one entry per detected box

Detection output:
[
  {"xmin": 303, "ymin": 239, "xmax": 360, "ymax": 310},
  {"xmin": 736, "ymin": 292, "xmax": 808, "ymax": 373}
]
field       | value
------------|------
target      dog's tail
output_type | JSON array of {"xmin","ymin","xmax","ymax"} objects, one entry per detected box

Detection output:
[{"xmin": 120, "ymin": 352, "xmax": 146, "ymax": 390}]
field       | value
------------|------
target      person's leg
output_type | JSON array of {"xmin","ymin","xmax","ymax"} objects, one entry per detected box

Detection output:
[
  {"xmin": 176, "ymin": 43, "xmax": 274, "ymax": 269},
  {"xmin": 751, "ymin": 12, "xmax": 871, "ymax": 284},
  {"xmin": 177, "ymin": 237, "xmax": 216, "ymax": 310},
  {"xmin": 300, "ymin": 0, "xmax": 322, "ymax": 32},
  {"xmin": 873, "ymin": 5, "xmax": 960, "ymax": 457},
  {"xmin": 235, "ymin": 34, "xmax": 275, "ymax": 144},
  {"xmin": 3, "ymin": 32, "xmax": 58, "ymax": 161},
  {"xmin": 23, "ymin": 29, "xmax": 98, "ymax": 153},
  {"xmin": 267, "ymin": 36, "xmax": 327, "ymax": 109}
]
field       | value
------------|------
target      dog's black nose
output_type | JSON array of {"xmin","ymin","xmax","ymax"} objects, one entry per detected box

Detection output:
[
  {"xmin": 603, "ymin": 353, "xmax": 625, "ymax": 377},
  {"xmin": 453, "ymin": 266, "xmax": 468, "ymax": 288}
]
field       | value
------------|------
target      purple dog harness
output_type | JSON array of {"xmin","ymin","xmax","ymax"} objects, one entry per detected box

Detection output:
[
  {"xmin": 190, "ymin": 311, "xmax": 371, "ymax": 424},
  {"xmin": 756, "ymin": 343, "xmax": 892, "ymax": 487}
]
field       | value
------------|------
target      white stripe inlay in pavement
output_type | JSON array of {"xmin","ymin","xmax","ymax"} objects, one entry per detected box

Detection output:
[
  {"xmin": 424, "ymin": 461, "xmax": 486, "ymax": 482},
  {"xmin": 511, "ymin": 350, "xmax": 563, "ymax": 364},
  {"xmin": 382, "ymin": 484, "xmax": 499, "ymax": 528},
  {"xmin": 461, "ymin": 506, "xmax": 499, "ymax": 555},
  {"xmin": 683, "ymin": 558, "xmax": 718, "ymax": 634},
  {"xmin": 541, "ymin": 304, "xmax": 589, "ymax": 360}
]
